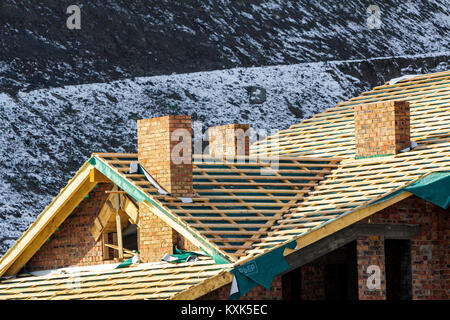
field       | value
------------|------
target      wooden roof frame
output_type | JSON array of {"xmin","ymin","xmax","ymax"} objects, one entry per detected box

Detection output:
[
  {"xmin": 0, "ymin": 71, "xmax": 449, "ymax": 300},
  {"xmin": 0, "ymin": 259, "xmax": 233, "ymax": 300},
  {"xmin": 95, "ymin": 153, "xmax": 342, "ymax": 259},
  {"xmin": 172, "ymin": 190, "xmax": 414, "ymax": 300},
  {"xmin": 0, "ymin": 154, "xmax": 235, "ymax": 277}
]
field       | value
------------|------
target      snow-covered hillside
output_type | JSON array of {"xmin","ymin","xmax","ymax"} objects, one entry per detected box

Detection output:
[
  {"xmin": 1, "ymin": 0, "xmax": 450, "ymax": 93},
  {"xmin": 0, "ymin": 53, "xmax": 449, "ymax": 254}
]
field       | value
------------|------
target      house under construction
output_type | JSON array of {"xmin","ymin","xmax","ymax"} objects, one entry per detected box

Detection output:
[{"xmin": 0, "ymin": 71, "xmax": 449, "ymax": 300}]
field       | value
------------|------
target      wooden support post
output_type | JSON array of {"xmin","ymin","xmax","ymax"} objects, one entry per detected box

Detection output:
[
  {"xmin": 116, "ymin": 213, "xmax": 124, "ymax": 259},
  {"xmin": 114, "ymin": 187, "xmax": 124, "ymax": 260},
  {"xmin": 112, "ymin": 233, "xmax": 118, "ymax": 259},
  {"xmin": 102, "ymin": 233, "xmax": 110, "ymax": 260}
]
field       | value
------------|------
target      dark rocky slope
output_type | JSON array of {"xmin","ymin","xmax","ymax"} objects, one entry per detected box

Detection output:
[{"xmin": 1, "ymin": 0, "xmax": 449, "ymax": 93}]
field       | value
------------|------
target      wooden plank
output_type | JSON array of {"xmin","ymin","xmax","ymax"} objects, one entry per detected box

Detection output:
[
  {"xmin": 194, "ymin": 161, "xmax": 340, "ymax": 168},
  {"xmin": 193, "ymin": 168, "xmax": 331, "ymax": 174},
  {"xmin": 243, "ymin": 191, "xmax": 413, "ymax": 263},
  {"xmin": 0, "ymin": 260, "xmax": 222, "ymax": 285},
  {"xmin": 90, "ymin": 195, "xmax": 115, "ymax": 241},
  {"xmin": 190, "ymin": 223, "xmax": 271, "ymax": 229},
  {"xmin": 104, "ymin": 243, "xmax": 134, "ymax": 256},
  {"xmin": 89, "ymin": 168, "xmax": 110, "ymax": 183},
  {"xmin": 172, "ymin": 209, "xmax": 280, "ymax": 214},
  {"xmin": 193, "ymin": 189, "xmax": 305, "ymax": 194},
  {"xmin": 112, "ymin": 233, "xmax": 118, "ymax": 259},
  {"xmin": 194, "ymin": 182, "xmax": 317, "ymax": 187},
  {"xmin": 199, "ymin": 230, "xmax": 267, "ymax": 235},
  {"xmin": 114, "ymin": 190, "xmax": 124, "ymax": 260},
  {"xmin": 193, "ymin": 154, "xmax": 341, "ymax": 162},
  {"xmin": 170, "ymin": 270, "xmax": 233, "ymax": 300},
  {"xmin": 92, "ymin": 153, "xmax": 137, "ymax": 158},
  {"xmin": 193, "ymin": 174, "xmax": 324, "ymax": 180},
  {"xmin": 120, "ymin": 194, "xmax": 139, "ymax": 226},
  {"xmin": 169, "ymin": 202, "xmax": 298, "ymax": 208},
  {"xmin": 180, "ymin": 216, "xmax": 277, "ymax": 221},
  {"xmin": 161, "ymin": 195, "xmax": 303, "ymax": 201}
]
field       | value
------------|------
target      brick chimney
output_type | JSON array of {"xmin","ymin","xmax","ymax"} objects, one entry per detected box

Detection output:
[
  {"xmin": 208, "ymin": 124, "xmax": 250, "ymax": 157},
  {"xmin": 137, "ymin": 115, "xmax": 196, "ymax": 263},
  {"xmin": 354, "ymin": 100, "xmax": 410, "ymax": 158},
  {"xmin": 137, "ymin": 115, "xmax": 193, "ymax": 197}
]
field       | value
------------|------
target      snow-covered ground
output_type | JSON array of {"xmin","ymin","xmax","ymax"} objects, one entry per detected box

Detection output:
[
  {"xmin": 0, "ymin": 53, "xmax": 449, "ymax": 254},
  {"xmin": 1, "ymin": 0, "xmax": 450, "ymax": 93}
]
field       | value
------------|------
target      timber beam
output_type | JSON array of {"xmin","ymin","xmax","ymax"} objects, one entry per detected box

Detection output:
[
  {"xmin": 90, "ymin": 169, "xmax": 110, "ymax": 183},
  {"xmin": 170, "ymin": 270, "xmax": 233, "ymax": 300},
  {"xmin": 283, "ymin": 222, "xmax": 420, "ymax": 273}
]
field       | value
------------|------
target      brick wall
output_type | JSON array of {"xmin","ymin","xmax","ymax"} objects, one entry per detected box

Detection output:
[
  {"xmin": 138, "ymin": 203, "xmax": 199, "ymax": 263},
  {"xmin": 300, "ymin": 260, "xmax": 326, "ymax": 300},
  {"xmin": 356, "ymin": 235, "xmax": 387, "ymax": 300},
  {"xmin": 138, "ymin": 203, "xmax": 177, "ymax": 263},
  {"xmin": 28, "ymin": 181, "xmax": 201, "ymax": 268},
  {"xmin": 137, "ymin": 115, "xmax": 193, "ymax": 197},
  {"xmin": 209, "ymin": 124, "xmax": 249, "ymax": 157},
  {"xmin": 27, "ymin": 183, "xmax": 113, "ymax": 271},
  {"xmin": 199, "ymin": 196, "xmax": 448, "ymax": 300},
  {"xmin": 354, "ymin": 100, "xmax": 410, "ymax": 158},
  {"xmin": 361, "ymin": 196, "xmax": 449, "ymax": 299}
]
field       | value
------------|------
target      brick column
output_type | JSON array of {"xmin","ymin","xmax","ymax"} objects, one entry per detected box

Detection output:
[
  {"xmin": 209, "ymin": 124, "xmax": 249, "ymax": 157},
  {"xmin": 357, "ymin": 235, "xmax": 387, "ymax": 300},
  {"xmin": 354, "ymin": 100, "xmax": 410, "ymax": 158},
  {"xmin": 138, "ymin": 203, "xmax": 177, "ymax": 263},
  {"xmin": 137, "ymin": 115, "xmax": 193, "ymax": 197},
  {"xmin": 410, "ymin": 205, "xmax": 449, "ymax": 299}
]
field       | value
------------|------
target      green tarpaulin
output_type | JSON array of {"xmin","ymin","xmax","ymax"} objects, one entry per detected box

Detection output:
[
  {"xmin": 115, "ymin": 251, "xmax": 140, "ymax": 269},
  {"xmin": 404, "ymin": 172, "xmax": 450, "ymax": 209},
  {"xmin": 162, "ymin": 246, "xmax": 208, "ymax": 264},
  {"xmin": 229, "ymin": 241, "xmax": 296, "ymax": 300}
]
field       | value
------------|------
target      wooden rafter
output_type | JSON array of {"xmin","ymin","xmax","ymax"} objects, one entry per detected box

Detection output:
[
  {"xmin": 95, "ymin": 153, "xmax": 339, "ymax": 258},
  {"xmin": 93, "ymin": 154, "xmax": 234, "ymax": 262}
]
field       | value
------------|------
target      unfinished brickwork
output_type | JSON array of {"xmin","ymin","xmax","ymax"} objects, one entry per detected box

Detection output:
[
  {"xmin": 137, "ymin": 115, "xmax": 193, "ymax": 197},
  {"xmin": 138, "ymin": 203, "xmax": 199, "ymax": 263},
  {"xmin": 199, "ymin": 196, "xmax": 448, "ymax": 300},
  {"xmin": 209, "ymin": 124, "xmax": 250, "ymax": 157},
  {"xmin": 361, "ymin": 196, "xmax": 449, "ymax": 300},
  {"xmin": 356, "ymin": 235, "xmax": 387, "ymax": 300},
  {"xmin": 300, "ymin": 260, "xmax": 326, "ymax": 300},
  {"xmin": 138, "ymin": 203, "xmax": 177, "ymax": 263},
  {"xmin": 26, "ymin": 181, "xmax": 199, "ymax": 268},
  {"xmin": 354, "ymin": 100, "xmax": 410, "ymax": 158},
  {"xmin": 27, "ymin": 183, "xmax": 113, "ymax": 271}
]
